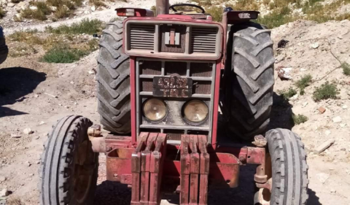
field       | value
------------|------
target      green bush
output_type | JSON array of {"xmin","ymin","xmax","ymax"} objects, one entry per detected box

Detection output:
[
  {"xmin": 313, "ymin": 82, "xmax": 339, "ymax": 101},
  {"xmin": 342, "ymin": 63, "xmax": 350, "ymax": 76},
  {"xmin": 295, "ymin": 74, "xmax": 312, "ymax": 95},
  {"xmin": 42, "ymin": 46, "xmax": 88, "ymax": 63},
  {"xmin": 46, "ymin": 19, "xmax": 103, "ymax": 35},
  {"xmin": 279, "ymin": 87, "xmax": 297, "ymax": 100},
  {"xmin": 0, "ymin": 7, "xmax": 6, "ymax": 19},
  {"xmin": 292, "ymin": 114, "xmax": 308, "ymax": 125},
  {"xmin": 21, "ymin": 2, "xmax": 51, "ymax": 20}
]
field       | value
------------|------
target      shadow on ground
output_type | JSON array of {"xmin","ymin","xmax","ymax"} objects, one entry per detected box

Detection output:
[
  {"xmin": 0, "ymin": 66, "xmax": 46, "ymax": 117},
  {"xmin": 269, "ymin": 92, "xmax": 295, "ymax": 130}
]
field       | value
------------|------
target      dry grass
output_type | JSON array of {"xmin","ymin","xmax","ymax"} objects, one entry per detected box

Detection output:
[
  {"xmin": 21, "ymin": 2, "xmax": 51, "ymax": 20},
  {"xmin": 188, "ymin": 0, "xmax": 350, "ymax": 28}
]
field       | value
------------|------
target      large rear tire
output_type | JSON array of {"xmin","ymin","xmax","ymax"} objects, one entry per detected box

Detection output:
[
  {"xmin": 97, "ymin": 21, "xmax": 131, "ymax": 134},
  {"xmin": 40, "ymin": 116, "xmax": 98, "ymax": 205},
  {"xmin": 255, "ymin": 129, "xmax": 308, "ymax": 205},
  {"xmin": 227, "ymin": 23, "xmax": 275, "ymax": 141}
]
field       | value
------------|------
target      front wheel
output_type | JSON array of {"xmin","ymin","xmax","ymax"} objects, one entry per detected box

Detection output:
[
  {"xmin": 40, "ymin": 116, "xmax": 99, "ymax": 205},
  {"xmin": 255, "ymin": 129, "xmax": 309, "ymax": 205}
]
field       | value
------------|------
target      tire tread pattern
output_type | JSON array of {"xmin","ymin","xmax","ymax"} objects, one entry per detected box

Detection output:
[
  {"xmin": 40, "ymin": 116, "xmax": 98, "ymax": 205},
  {"xmin": 229, "ymin": 24, "xmax": 275, "ymax": 140},
  {"xmin": 97, "ymin": 21, "xmax": 131, "ymax": 134},
  {"xmin": 266, "ymin": 128, "xmax": 309, "ymax": 205}
]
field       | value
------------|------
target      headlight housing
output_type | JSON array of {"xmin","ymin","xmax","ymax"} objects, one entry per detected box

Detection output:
[
  {"xmin": 183, "ymin": 100, "xmax": 209, "ymax": 124},
  {"xmin": 143, "ymin": 98, "xmax": 167, "ymax": 122}
]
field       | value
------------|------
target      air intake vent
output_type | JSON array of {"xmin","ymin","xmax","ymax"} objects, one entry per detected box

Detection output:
[
  {"xmin": 191, "ymin": 27, "xmax": 218, "ymax": 53},
  {"xmin": 130, "ymin": 24, "xmax": 155, "ymax": 50}
]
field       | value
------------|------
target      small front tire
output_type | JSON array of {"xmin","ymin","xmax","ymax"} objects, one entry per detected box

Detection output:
[
  {"xmin": 256, "ymin": 129, "xmax": 309, "ymax": 205},
  {"xmin": 40, "ymin": 116, "xmax": 99, "ymax": 205}
]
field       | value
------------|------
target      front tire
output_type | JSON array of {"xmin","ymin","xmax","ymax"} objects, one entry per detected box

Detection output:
[
  {"xmin": 40, "ymin": 116, "xmax": 98, "ymax": 205},
  {"xmin": 256, "ymin": 129, "xmax": 308, "ymax": 205}
]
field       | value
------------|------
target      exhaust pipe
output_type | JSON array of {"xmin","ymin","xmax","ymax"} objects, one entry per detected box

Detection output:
[{"xmin": 156, "ymin": 0, "xmax": 169, "ymax": 15}]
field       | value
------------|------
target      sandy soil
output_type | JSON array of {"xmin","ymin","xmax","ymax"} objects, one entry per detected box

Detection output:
[{"xmin": 1, "ymin": 14, "xmax": 350, "ymax": 205}]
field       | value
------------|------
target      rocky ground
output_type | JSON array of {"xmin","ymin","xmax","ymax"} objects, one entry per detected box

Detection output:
[{"xmin": 1, "ymin": 1, "xmax": 350, "ymax": 204}]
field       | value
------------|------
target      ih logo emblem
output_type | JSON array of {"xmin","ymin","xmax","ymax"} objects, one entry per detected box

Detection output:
[{"xmin": 165, "ymin": 28, "xmax": 180, "ymax": 46}]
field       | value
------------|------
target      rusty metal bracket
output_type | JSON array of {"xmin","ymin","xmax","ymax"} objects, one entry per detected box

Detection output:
[
  {"xmin": 131, "ymin": 132, "xmax": 167, "ymax": 205},
  {"xmin": 180, "ymin": 135, "xmax": 209, "ymax": 205}
]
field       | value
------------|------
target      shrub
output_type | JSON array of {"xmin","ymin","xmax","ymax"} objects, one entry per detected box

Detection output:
[
  {"xmin": 256, "ymin": 6, "xmax": 293, "ymax": 28},
  {"xmin": 9, "ymin": 30, "xmax": 42, "ymax": 45},
  {"xmin": 342, "ymin": 62, "xmax": 350, "ymax": 76},
  {"xmin": 279, "ymin": 87, "xmax": 297, "ymax": 100},
  {"xmin": 292, "ymin": 114, "xmax": 308, "ymax": 125},
  {"xmin": 21, "ymin": 2, "xmax": 51, "ymax": 21},
  {"xmin": 54, "ymin": 6, "xmax": 70, "ymax": 19},
  {"xmin": 0, "ymin": 7, "xmax": 6, "ymax": 19},
  {"xmin": 295, "ymin": 74, "xmax": 312, "ymax": 95},
  {"xmin": 313, "ymin": 82, "xmax": 339, "ymax": 101},
  {"xmin": 90, "ymin": 0, "xmax": 106, "ymax": 7},
  {"xmin": 42, "ymin": 45, "xmax": 88, "ymax": 63},
  {"xmin": 46, "ymin": 19, "xmax": 103, "ymax": 35}
]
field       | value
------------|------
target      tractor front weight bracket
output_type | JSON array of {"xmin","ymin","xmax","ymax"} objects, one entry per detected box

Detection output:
[{"xmin": 87, "ymin": 125, "xmax": 268, "ymax": 205}]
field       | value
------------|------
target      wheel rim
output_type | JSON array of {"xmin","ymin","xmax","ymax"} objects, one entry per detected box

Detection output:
[
  {"xmin": 73, "ymin": 140, "xmax": 96, "ymax": 203},
  {"xmin": 255, "ymin": 153, "xmax": 272, "ymax": 205}
]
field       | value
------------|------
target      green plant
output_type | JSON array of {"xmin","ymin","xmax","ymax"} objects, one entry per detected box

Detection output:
[
  {"xmin": 150, "ymin": 5, "xmax": 156, "ymax": 15},
  {"xmin": 9, "ymin": 30, "xmax": 42, "ymax": 45},
  {"xmin": 256, "ymin": 6, "xmax": 293, "ymax": 28},
  {"xmin": 46, "ymin": 19, "xmax": 103, "ymax": 34},
  {"xmin": 0, "ymin": 7, "xmax": 6, "ymax": 19},
  {"xmin": 292, "ymin": 114, "xmax": 308, "ymax": 125},
  {"xmin": 342, "ymin": 62, "xmax": 350, "ymax": 76},
  {"xmin": 21, "ymin": 2, "xmax": 51, "ymax": 20},
  {"xmin": 313, "ymin": 82, "xmax": 339, "ymax": 101},
  {"xmin": 54, "ymin": 6, "xmax": 70, "ymax": 18},
  {"xmin": 42, "ymin": 45, "xmax": 88, "ymax": 63},
  {"xmin": 295, "ymin": 74, "xmax": 312, "ymax": 95},
  {"xmin": 279, "ymin": 87, "xmax": 297, "ymax": 100},
  {"xmin": 90, "ymin": 0, "xmax": 106, "ymax": 7},
  {"xmin": 87, "ymin": 39, "xmax": 99, "ymax": 51}
]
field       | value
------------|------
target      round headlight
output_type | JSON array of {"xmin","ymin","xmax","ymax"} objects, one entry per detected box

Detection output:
[
  {"xmin": 143, "ymin": 98, "xmax": 167, "ymax": 121},
  {"xmin": 183, "ymin": 100, "xmax": 209, "ymax": 123}
]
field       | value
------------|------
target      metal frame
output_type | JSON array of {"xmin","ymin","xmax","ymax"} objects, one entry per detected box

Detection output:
[{"xmin": 135, "ymin": 58, "xmax": 217, "ymax": 145}]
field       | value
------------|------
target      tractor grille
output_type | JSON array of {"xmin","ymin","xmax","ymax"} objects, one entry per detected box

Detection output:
[
  {"xmin": 135, "ymin": 59, "xmax": 216, "ymax": 144},
  {"xmin": 129, "ymin": 24, "xmax": 155, "ymax": 50},
  {"xmin": 125, "ymin": 21, "xmax": 222, "ymax": 60},
  {"xmin": 191, "ymin": 27, "xmax": 218, "ymax": 53}
]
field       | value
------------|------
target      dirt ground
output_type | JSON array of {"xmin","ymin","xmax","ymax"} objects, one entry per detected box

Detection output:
[{"xmin": 1, "ymin": 16, "xmax": 350, "ymax": 205}]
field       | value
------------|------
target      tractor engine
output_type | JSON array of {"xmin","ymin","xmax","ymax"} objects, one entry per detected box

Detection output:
[{"xmin": 123, "ymin": 18, "xmax": 223, "ymax": 145}]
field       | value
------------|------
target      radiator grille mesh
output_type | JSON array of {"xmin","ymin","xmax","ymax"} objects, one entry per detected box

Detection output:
[{"xmin": 130, "ymin": 24, "xmax": 155, "ymax": 50}]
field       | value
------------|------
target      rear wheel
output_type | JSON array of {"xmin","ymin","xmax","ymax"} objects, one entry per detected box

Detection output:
[
  {"xmin": 97, "ymin": 21, "xmax": 131, "ymax": 134},
  {"xmin": 40, "ymin": 116, "xmax": 98, "ymax": 205},
  {"xmin": 254, "ymin": 129, "xmax": 308, "ymax": 205},
  {"xmin": 226, "ymin": 23, "xmax": 274, "ymax": 141}
]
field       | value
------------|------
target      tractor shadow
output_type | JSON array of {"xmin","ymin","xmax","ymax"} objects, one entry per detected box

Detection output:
[
  {"xmin": 268, "ymin": 92, "xmax": 295, "ymax": 130},
  {"xmin": 0, "ymin": 66, "xmax": 46, "ymax": 118}
]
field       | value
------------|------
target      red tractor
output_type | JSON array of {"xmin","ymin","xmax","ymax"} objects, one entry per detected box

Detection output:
[{"xmin": 40, "ymin": 1, "xmax": 308, "ymax": 204}]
